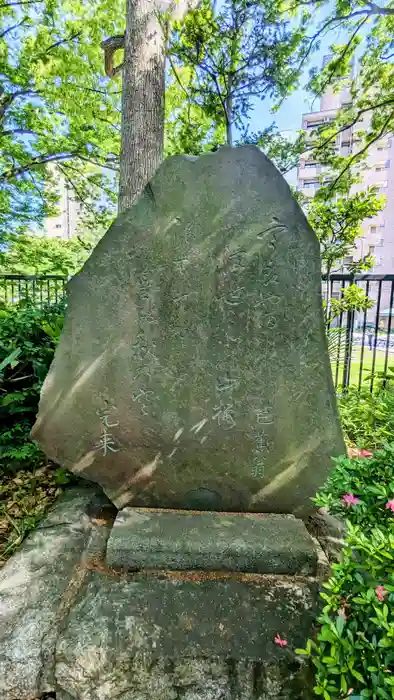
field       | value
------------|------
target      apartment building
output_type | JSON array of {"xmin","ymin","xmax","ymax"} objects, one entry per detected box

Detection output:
[
  {"xmin": 297, "ymin": 62, "xmax": 394, "ymax": 279},
  {"xmin": 42, "ymin": 168, "xmax": 83, "ymax": 239}
]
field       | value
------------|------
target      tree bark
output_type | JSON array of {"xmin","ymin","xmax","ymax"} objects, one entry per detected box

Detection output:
[
  {"xmin": 225, "ymin": 75, "xmax": 233, "ymax": 147},
  {"xmin": 118, "ymin": 0, "xmax": 165, "ymax": 213}
]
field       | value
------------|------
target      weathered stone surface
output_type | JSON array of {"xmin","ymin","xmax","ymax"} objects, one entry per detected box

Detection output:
[
  {"xmin": 32, "ymin": 145, "xmax": 344, "ymax": 516},
  {"xmin": 106, "ymin": 508, "xmax": 318, "ymax": 575},
  {"xmin": 55, "ymin": 570, "xmax": 318, "ymax": 700},
  {"xmin": 0, "ymin": 486, "xmax": 320, "ymax": 700},
  {"xmin": 56, "ymin": 657, "xmax": 314, "ymax": 700},
  {"xmin": 307, "ymin": 508, "xmax": 347, "ymax": 562},
  {"xmin": 0, "ymin": 487, "xmax": 111, "ymax": 700}
]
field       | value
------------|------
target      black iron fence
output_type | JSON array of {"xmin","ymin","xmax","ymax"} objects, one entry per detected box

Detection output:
[
  {"xmin": 1, "ymin": 273, "xmax": 393, "ymax": 392},
  {"xmin": 323, "ymin": 274, "xmax": 394, "ymax": 392},
  {"xmin": 0, "ymin": 274, "xmax": 67, "ymax": 308}
]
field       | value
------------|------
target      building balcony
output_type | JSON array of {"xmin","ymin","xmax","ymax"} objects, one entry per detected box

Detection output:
[
  {"xmin": 298, "ymin": 164, "xmax": 322, "ymax": 179},
  {"xmin": 298, "ymin": 184, "xmax": 319, "ymax": 197}
]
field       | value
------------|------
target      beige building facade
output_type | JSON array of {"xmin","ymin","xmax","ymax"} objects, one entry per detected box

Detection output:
[
  {"xmin": 297, "ymin": 62, "xmax": 394, "ymax": 278},
  {"xmin": 43, "ymin": 168, "xmax": 83, "ymax": 239}
]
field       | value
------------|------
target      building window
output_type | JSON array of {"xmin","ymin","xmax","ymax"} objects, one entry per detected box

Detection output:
[
  {"xmin": 55, "ymin": 224, "xmax": 62, "ymax": 229},
  {"xmin": 377, "ymin": 238, "xmax": 384, "ymax": 246},
  {"xmin": 304, "ymin": 162, "xmax": 317, "ymax": 168},
  {"xmin": 343, "ymin": 255, "xmax": 353, "ymax": 266},
  {"xmin": 386, "ymin": 160, "xmax": 390, "ymax": 168},
  {"xmin": 369, "ymin": 245, "xmax": 375, "ymax": 255},
  {"xmin": 380, "ymin": 222, "xmax": 385, "ymax": 228},
  {"xmin": 305, "ymin": 117, "xmax": 334, "ymax": 129},
  {"xmin": 375, "ymin": 256, "xmax": 383, "ymax": 266},
  {"xmin": 302, "ymin": 180, "xmax": 319, "ymax": 188},
  {"xmin": 370, "ymin": 226, "xmax": 377, "ymax": 234}
]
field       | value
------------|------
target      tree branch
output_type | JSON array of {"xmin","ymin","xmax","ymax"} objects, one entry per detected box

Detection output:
[
  {"xmin": 314, "ymin": 97, "xmax": 394, "ymax": 151},
  {"xmin": 0, "ymin": 128, "xmax": 43, "ymax": 137},
  {"xmin": 76, "ymin": 154, "xmax": 119, "ymax": 171},
  {"xmin": 367, "ymin": 2, "xmax": 394, "ymax": 16},
  {"xmin": 207, "ymin": 68, "xmax": 230, "ymax": 127},
  {"xmin": 0, "ymin": 89, "xmax": 38, "ymax": 121},
  {"xmin": 65, "ymin": 83, "xmax": 122, "ymax": 96},
  {"xmin": 101, "ymin": 34, "xmax": 125, "ymax": 78},
  {"xmin": 95, "ymin": 116, "xmax": 121, "ymax": 132},
  {"xmin": 0, "ymin": 19, "xmax": 26, "ymax": 40},
  {"xmin": 289, "ymin": 0, "xmax": 394, "ymax": 14},
  {"xmin": 167, "ymin": 54, "xmax": 190, "ymax": 97},
  {"xmin": 62, "ymin": 161, "xmax": 117, "ymax": 197},
  {"xmin": 27, "ymin": 170, "xmax": 46, "ymax": 206},
  {"xmin": 314, "ymin": 17, "xmax": 368, "ymax": 99},
  {"xmin": 328, "ymin": 111, "xmax": 394, "ymax": 191},
  {"xmin": 57, "ymin": 163, "xmax": 92, "ymax": 213},
  {"xmin": 38, "ymin": 32, "xmax": 82, "ymax": 56},
  {"xmin": 1, "ymin": 152, "xmax": 76, "ymax": 180},
  {"xmin": 296, "ymin": 9, "xmax": 372, "ymax": 76},
  {"xmin": 0, "ymin": 0, "xmax": 43, "ymax": 6}
]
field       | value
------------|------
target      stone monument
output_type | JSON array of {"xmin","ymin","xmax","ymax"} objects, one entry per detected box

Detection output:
[
  {"xmin": 0, "ymin": 147, "xmax": 347, "ymax": 700},
  {"xmin": 32, "ymin": 145, "xmax": 345, "ymax": 516}
]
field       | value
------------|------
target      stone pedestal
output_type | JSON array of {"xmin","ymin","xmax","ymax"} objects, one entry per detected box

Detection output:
[{"xmin": 0, "ymin": 490, "xmax": 327, "ymax": 700}]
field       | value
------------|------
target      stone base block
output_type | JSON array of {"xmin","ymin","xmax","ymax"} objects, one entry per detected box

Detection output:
[
  {"xmin": 0, "ymin": 493, "xmax": 328, "ymax": 700},
  {"xmin": 106, "ymin": 508, "xmax": 318, "ymax": 575},
  {"xmin": 56, "ymin": 569, "xmax": 319, "ymax": 700}
]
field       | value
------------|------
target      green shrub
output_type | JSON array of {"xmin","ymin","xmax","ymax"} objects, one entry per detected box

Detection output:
[
  {"xmin": 338, "ymin": 387, "xmax": 394, "ymax": 450},
  {"xmin": 0, "ymin": 300, "xmax": 65, "ymax": 472},
  {"xmin": 314, "ymin": 445, "xmax": 394, "ymax": 530},
  {"xmin": 300, "ymin": 445, "xmax": 394, "ymax": 700},
  {"xmin": 298, "ymin": 524, "xmax": 394, "ymax": 700}
]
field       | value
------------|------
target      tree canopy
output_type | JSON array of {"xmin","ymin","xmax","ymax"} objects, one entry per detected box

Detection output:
[
  {"xmin": 168, "ymin": 0, "xmax": 307, "ymax": 146},
  {"xmin": 288, "ymin": 0, "xmax": 394, "ymax": 186},
  {"xmin": 0, "ymin": 0, "xmax": 390, "ymax": 280},
  {"xmin": 0, "ymin": 0, "xmax": 123, "ymax": 241}
]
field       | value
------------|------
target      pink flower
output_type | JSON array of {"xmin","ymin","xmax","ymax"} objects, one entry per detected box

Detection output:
[
  {"xmin": 386, "ymin": 499, "xmax": 394, "ymax": 513},
  {"xmin": 376, "ymin": 586, "xmax": 388, "ymax": 601},
  {"xmin": 274, "ymin": 634, "xmax": 287, "ymax": 647},
  {"xmin": 358, "ymin": 449, "xmax": 373, "ymax": 457},
  {"xmin": 342, "ymin": 493, "xmax": 360, "ymax": 507}
]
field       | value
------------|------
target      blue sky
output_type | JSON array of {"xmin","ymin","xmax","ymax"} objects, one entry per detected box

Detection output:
[{"xmin": 246, "ymin": 12, "xmax": 357, "ymax": 140}]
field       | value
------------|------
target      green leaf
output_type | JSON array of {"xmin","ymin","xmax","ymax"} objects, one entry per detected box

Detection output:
[
  {"xmin": 351, "ymin": 669, "xmax": 366, "ymax": 684},
  {"xmin": 336, "ymin": 613, "xmax": 346, "ymax": 636},
  {"xmin": 0, "ymin": 348, "xmax": 21, "ymax": 372}
]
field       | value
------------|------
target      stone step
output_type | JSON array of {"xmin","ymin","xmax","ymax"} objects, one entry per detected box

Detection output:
[{"xmin": 106, "ymin": 508, "xmax": 318, "ymax": 575}]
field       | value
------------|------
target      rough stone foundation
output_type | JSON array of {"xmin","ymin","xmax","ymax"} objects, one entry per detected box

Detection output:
[{"xmin": 0, "ymin": 487, "xmax": 329, "ymax": 700}]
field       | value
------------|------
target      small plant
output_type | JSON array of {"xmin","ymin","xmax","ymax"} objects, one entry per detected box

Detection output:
[
  {"xmin": 337, "ymin": 388, "xmax": 394, "ymax": 450},
  {"xmin": 363, "ymin": 368, "xmax": 394, "ymax": 392},
  {"xmin": 314, "ymin": 445, "xmax": 394, "ymax": 530}
]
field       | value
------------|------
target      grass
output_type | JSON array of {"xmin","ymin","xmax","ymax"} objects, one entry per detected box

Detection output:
[{"xmin": 332, "ymin": 347, "xmax": 393, "ymax": 388}]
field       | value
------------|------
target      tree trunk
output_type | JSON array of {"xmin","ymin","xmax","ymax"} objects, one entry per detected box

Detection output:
[
  {"xmin": 118, "ymin": 0, "xmax": 165, "ymax": 213},
  {"xmin": 225, "ymin": 77, "xmax": 233, "ymax": 147}
]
